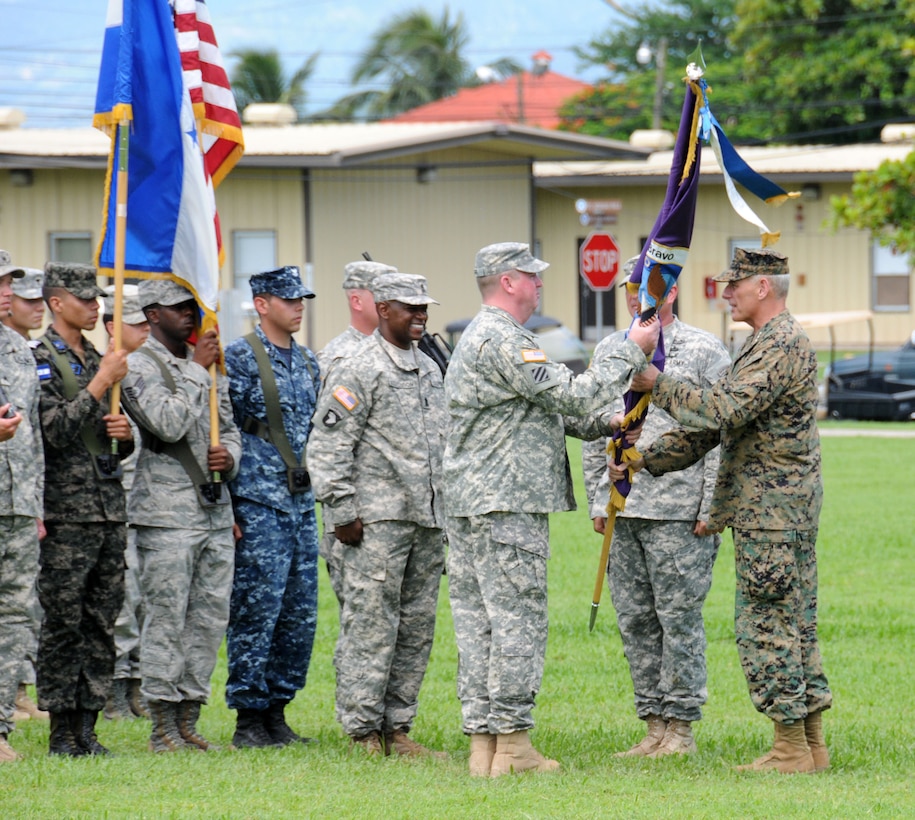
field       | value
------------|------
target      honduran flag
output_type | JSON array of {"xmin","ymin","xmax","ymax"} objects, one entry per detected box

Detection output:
[{"xmin": 93, "ymin": 0, "xmax": 221, "ymax": 322}]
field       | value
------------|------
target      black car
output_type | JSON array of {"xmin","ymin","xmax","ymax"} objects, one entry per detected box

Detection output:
[{"xmin": 826, "ymin": 332, "xmax": 915, "ymax": 421}]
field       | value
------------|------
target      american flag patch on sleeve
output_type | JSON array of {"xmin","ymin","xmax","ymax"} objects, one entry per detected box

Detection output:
[
  {"xmin": 332, "ymin": 386, "xmax": 359, "ymax": 411},
  {"xmin": 521, "ymin": 349, "xmax": 548, "ymax": 363}
]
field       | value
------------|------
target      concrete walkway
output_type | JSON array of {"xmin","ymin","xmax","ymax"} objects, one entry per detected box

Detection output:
[{"xmin": 818, "ymin": 426, "xmax": 915, "ymax": 438}]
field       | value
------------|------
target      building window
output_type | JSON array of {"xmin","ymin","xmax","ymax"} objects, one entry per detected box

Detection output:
[
  {"xmin": 872, "ymin": 243, "xmax": 911, "ymax": 312},
  {"xmin": 233, "ymin": 230, "xmax": 276, "ymax": 289},
  {"xmin": 49, "ymin": 232, "xmax": 93, "ymax": 264}
]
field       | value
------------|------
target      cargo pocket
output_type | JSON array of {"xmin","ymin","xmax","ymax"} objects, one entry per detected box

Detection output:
[{"xmin": 736, "ymin": 532, "xmax": 796, "ymax": 602}]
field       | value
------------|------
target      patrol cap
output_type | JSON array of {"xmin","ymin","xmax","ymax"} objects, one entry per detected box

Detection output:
[
  {"xmin": 474, "ymin": 242, "xmax": 549, "ymax": 279},
  {"xmin": 619, "ymin": 255, "xmax": 641, "ymax": 290},
  {"xmin": 103, "ymin": 283, "xmax": 147, "ymax": 324},
  {"xmin": 372, "ymin": 272, "xmax": 439, "ymax": 306},
  {"xmin": 714, "ymin": 247, "xmax": 789, "ymax": 283},
  {"xmin": 138, "ymin": 278, "xmax": 196, "ymax": 309},
  {"xmin": 11, "ymin": 268, "xmax": 43, "ymax": 299},
  {"xmin": 0, "ymin": 249, "xmax": 26, "ymax": 280},
  {"xmin": 343, "ymin": 260, "xmax": 397, "ymax": 290},
  {"xmin": 249, "ymin": 265, "xmax": 314, "ymax": 300},
  {"xmin": 44, "ymin": 262, "xmax": 105, "ymax": 299}
]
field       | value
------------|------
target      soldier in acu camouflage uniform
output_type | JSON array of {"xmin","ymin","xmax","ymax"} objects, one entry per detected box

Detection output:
[
  {"xmin": 121, "ymin": 279, "xmax": 240, "ymax": 753},
  {"xmin": 33, "ymin": 262, "xmax": 133, "ymax": 757},
  {"xmin": 315, "ymin": 259, "xmax": 395, "ymax": 608},
  {"xmin": 0, "ymin": 254, "xmax": 45, "ymax": 761},
  {"xmin": 307, "ymin": 272, "xmax": 447, "ymax": 759},
  {"xmin": 583, "ymin": 261, "xmax": 730, "ymax": 758},
  {"xmin": 623, "ymin": 248, "xmax": 831, "ymax": 774},
  {"xmin": 443, "ymin": 242, "xmax": 659, "ymax": 777},
  {"xmin": 224, "ymin": 266, "xmax": 320, "ymax": 749}
]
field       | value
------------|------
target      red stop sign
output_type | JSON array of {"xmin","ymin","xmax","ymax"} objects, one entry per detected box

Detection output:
[{"xmin": 579, "ymin": 232, "xmax": 620, "ymax": 291}]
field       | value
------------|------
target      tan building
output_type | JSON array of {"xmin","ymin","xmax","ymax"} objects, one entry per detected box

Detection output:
[{"xmin": 0, "ymin": 120, "xmax": 911, "ymax": 351}]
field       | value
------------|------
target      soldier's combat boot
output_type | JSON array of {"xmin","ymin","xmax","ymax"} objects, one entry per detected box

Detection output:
[
  {"xmin": 350, "ymin": 731, "xmax": 384, "ymax": 756},
  {"xmin": 104, "ymin": 679, "xmax": 133, "ymax": 720},
  {"xmin": 804, "ymin": 711, "xmax": 830, "ymax": 772},
  {"xmin": 263, "ymin": 701, "xmax": 314, "ymax": 746},
  {"xmin": 177, "ymin": 701, "xmax": 219, "ymax": 751},
  {"xmin": 735, "ymin": 720, "xmax": 815, "ymax": 774},
  {"xmin": 384, "ymin": 729, "xmax": 447, "ymax": 759},
  {"xmin": 648, "ymin": 717, "xmax": 697, "ymax": 757},
  {"xmin": 490, "ymin": 731, "xmax": 560, "ymax": 777},
  {"xmin": 73, "ymin": 710, "xmax": 111, "ymax": 755},
  {"xmin": 15, "ymin": 685, "xmax": 48, "ymax": 721},
  {"xmin": 615, "ymin": 714, "xmax": 668, "ymax": 757},
  {"xmin": 147, "ymin": 700, "xmax": 186, "ymax": 753},
  {"xmin": 48, "ymin": 712, "xmax": 86, "ymax": 757},
  {"xmin": 0, "ymin": 734, "xmax": 21, "ymax": 762},
  {"xmin": 127, "ymin": 678, "xmax": 149, "ymax": 718},
  {"xmin": 232, "ymin": 709, "xmax": 284, "ymax": 749},
  {"xmin": 469, "ymin": 733, "xmax": 497, "ymax": 776}
]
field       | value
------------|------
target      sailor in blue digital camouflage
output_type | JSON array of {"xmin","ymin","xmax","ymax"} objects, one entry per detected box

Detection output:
[
  {"xmin": 224, "ymin": 266, "xmax": 321, "ymax": 749},
  {"xmin": 443, "ymin": 242, "xmax": 659, "ymax": 777},
  {"xmin": 0, "ymin": 254, "xmax": 45, "ymax": 762},
  {"xmin": 582, "ymin": 261, "xmax": 731, "ymax": 758},
  {"xmin": 32, "ymin": 262, "xmax": 133, "ymax": 757},
  {"xmin": 121, "ymin": 279, "xmax": 240, "ymax": 753},
  {"xmin": 315, "ymin": 259, "xmax": 396, "ymax": 608},
  {"xmin": 623, "ymin": 248, "xmax": 831, "ymax": 774},
  {"xmin": 100, "ymin": 284, "xmax": 150, "ymax": 721},
  {"xmin": 307, "ymin": 272, "xmax": 447, "ymax": 759}
]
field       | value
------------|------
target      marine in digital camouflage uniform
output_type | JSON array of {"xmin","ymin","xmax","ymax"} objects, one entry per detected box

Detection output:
[
  {"xmin": 121, "ymin": 279, "xmax": 240, "ymax": 753},
  {"xmin": 442, "ymin": 242, "xmax": 659, "ymax": 777},
  {"xmin": 629, "ymin": 248, "xmax": 831, "ymax": 774},
  {"xmin": 307, "ymin": 273, "xmax": 447, "ymax": 759},
  {"xmin": 0, "ymin": 255, "xmax": 45, "ymax": 761},
  {"xmin": 33, "ymin": 262, "xmax": 133, "ymax": 757},
  {"xmin": 582, "ymin": 270, "xmax": 731, "ymax": 758},
  {"xmin": 224, "ymin": 266, "xmax": 320, "ymax": 749},
  {"xmin": 315, "ymin": 259, "xmax": 395, "ymax": 608}
]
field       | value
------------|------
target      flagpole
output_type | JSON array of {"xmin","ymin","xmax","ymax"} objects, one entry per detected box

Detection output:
[
  {"xmin": 109, "ymin": 117, "xmax": 130, "ymax": 446},
  {"xmin": 589, "ymin": 506, "xmax": 617, "ymax": 631}
]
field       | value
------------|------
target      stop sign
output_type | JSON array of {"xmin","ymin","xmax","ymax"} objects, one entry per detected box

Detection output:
[{"xmin": 579, "ymin": 231, "xmax": 620, "ymax": 291}]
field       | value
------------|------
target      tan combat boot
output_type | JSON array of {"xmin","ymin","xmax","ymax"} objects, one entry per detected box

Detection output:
[
  {"xmin": 735, "ymin": 721, "xmax": 815, "ymax": 773},
  {"xmin": 147, "ymin": 700, "xmax": 186, "ymax": 753},
  {"xmin": 489, "ymin": 731, "xmax": 560, "ymax": 777},
  {"xmin": 648, "ymin": 717, "xmax": 697, "ymax": 757},
  {"xmin": 15, "ymin": 685, "xmax": 48, "ymax": 721},
  {"xmin": 615, "ymin": 714, "xmax": 668, "ymax": 757},
  {"xmin": 0, "ymin": 734, "xmax": 21, "ymax": 762},
  {"xmin": 804, "ymin": 711, "xmax": 830, "ymax": 772},
  {"xmin": 469, "ymin": 733, "xmax": 497, "ymax": 776},
  {"xmin": 350, "ymin": 731, "xmax": 384, "ymax": 756},
  {"xmin": 384, "ymin": 730, "xmax": 447, "ymax": 759},
  {"xmin": 177, "ymin": 701, "xmax": 219, "ymax": 751}
]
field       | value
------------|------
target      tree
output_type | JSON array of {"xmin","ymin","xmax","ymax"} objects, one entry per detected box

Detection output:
[{"xmin": 230, "ymin": 49, "xmax": 319, "ymax": 121}]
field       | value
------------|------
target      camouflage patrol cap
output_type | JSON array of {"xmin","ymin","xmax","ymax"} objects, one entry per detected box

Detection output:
[
  {"xmin": 372, "ymin": 272, "xmax": 439, "ymax": 305},
  {"xmin": 138, "ymin": 278, "xmax": 196, "ymax": 309},
  {"xmin": 11, "ymin": 268, "xmax": 43, "ymax": 299},
  {"xmin": 715, "ymin": 247, "xmax": 789, "ymax": 283},
  {"xmin": 103, "ymin": 283, "xmax": 147, "ymax": 324},
  {"xmin": 619, "ymin": 255, "xmax": 641, "ymax": 290},
  {"xmin": 343, "ymin": 260, "xmax": 397, "ymax": 290},
  {"xmin": 474, "ymin": 242, "xmax": 549, "ymax": 279},
  {"xmin": 249, "ymin": 265, "xmax": 315, "ymax": 299},
  {"xmin": 0, "ymin": 249, "xmax": 26, "ymax": 280},
  {"xmin": 44, "ymin": 262, "xmax": 105, "ymax": 299}
]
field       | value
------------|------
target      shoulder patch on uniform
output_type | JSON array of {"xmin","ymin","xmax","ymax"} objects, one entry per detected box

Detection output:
[
  {"xmin": 69, "ymin": 362, "xmax": 83, "ymax": 377},
  {"xmin": 36, "ymin": 363, "xmax": 52, "ymax": 381},
  {"xmin": 520, "ymin": 361, "xmax": 561, "ymax": 393},
  {"xmin": 123, "ymin": 376, "xmax": 145, "ymax": 401},
  {"xmin": 332, "ymin": 385, "xmax": 359, "ymax": 412},
  {"xmin": 51, "ymin": 339, "xmax": 68, "ymax": 352},
  {"xmin": 521, "ymin": 348, "xmax": 548, "ymax": 363},
  {"xmin": 322, "ymin": 407, "xmax": 344, "ymax": 427}
]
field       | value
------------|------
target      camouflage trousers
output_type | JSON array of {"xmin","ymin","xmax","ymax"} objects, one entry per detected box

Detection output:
[
  {"xmin": 16, "ymin": 567, "xmax": 42, "ymax": 688},
  {"xmin": 0, "ymin": 516, "xmax": 39, "ymax": 734},
  {"xmin": 36, "ymin": 520, "xmax": 126, "ymax": 713},
  {"xmin": 226, "ymin": 499, "xmax": 318, "ymax": 711},
  {"xmin": 447, "ymin": 512, "xmax": 549, "ymax": 735},
  {"xmin": 734, "ymin": 528, "xmax": 832, "ymax": 723},
  {"xmin": 136, "ymin": 525, "xmax": 234, "ymax": 704},
  {"xmin": 335, "ymin": 520, "xmax": 444, "ymax": 738},
  {"xmin": 113, "ymin": 526, "xmax": 143, "ymax": 680},
  {"xmin": 319, "ymin": 521, "xmax": 345, "ymax": 609},
  {"xmin": 609, "ymin": 518, "xmax": 719, "ymax": 722}
]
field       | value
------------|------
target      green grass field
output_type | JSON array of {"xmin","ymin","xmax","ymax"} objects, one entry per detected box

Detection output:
[{"xmin": 2, "ymin": 431, "xmax": 913, "ymax": 818}]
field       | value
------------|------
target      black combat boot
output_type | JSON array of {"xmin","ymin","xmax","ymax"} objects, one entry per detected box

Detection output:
[
  {"xmin": 48, "ymin": 711, "xmax": 86, "ymax": 757},
  {"xmin": 262, "ymin": 701, "xmax": 314, "ymax": 746},
  {"xmin": 232, "ymin": 709, "xmax": 284, "ymax": 749},
  {"xmin": 72, "ymin": 710, "xmax": 111, "ymax": 755}
]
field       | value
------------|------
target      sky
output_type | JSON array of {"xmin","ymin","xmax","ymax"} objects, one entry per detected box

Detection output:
[{"xmin": 0, "ymin": 0, "xmax": 629, "ymax": 129}]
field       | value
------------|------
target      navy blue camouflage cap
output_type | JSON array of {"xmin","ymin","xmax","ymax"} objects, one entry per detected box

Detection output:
[
  {"xmin": 249, "ymin": 265, "xmax": 315, "ymax": 299},
  {"xmin": 11, "ymin": 268, "xmax": 43, "ymax": 299},
  {"xmin": 474, "ymin": 242, "xmax": 549, "ymax": 279},
  {"xmin": 0, "ymin": 249, "xmax": 26, "ymax": 280},
  {"xmin": 44, "ymin": 262, "xmax": 105, "ymax": 299},
  {"xmin": 138, "ymin": 278, "xmax": 196, "ymax": 309},
  {"xmin": 343, "ymin": 260, "xmax": 397, "ymax": 290},
  {"xmin": 372, "ymin": 272, "xmax": 439, "ymax": 305},
  {"xmin": 715, "ymin": 247, "xmax": 789, "ymax": 283}
]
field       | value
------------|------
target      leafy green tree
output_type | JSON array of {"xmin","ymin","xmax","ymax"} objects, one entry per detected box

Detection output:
[{"xmin": 230, "ymin": 49, "xmax": 318, "ymax": 121}]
